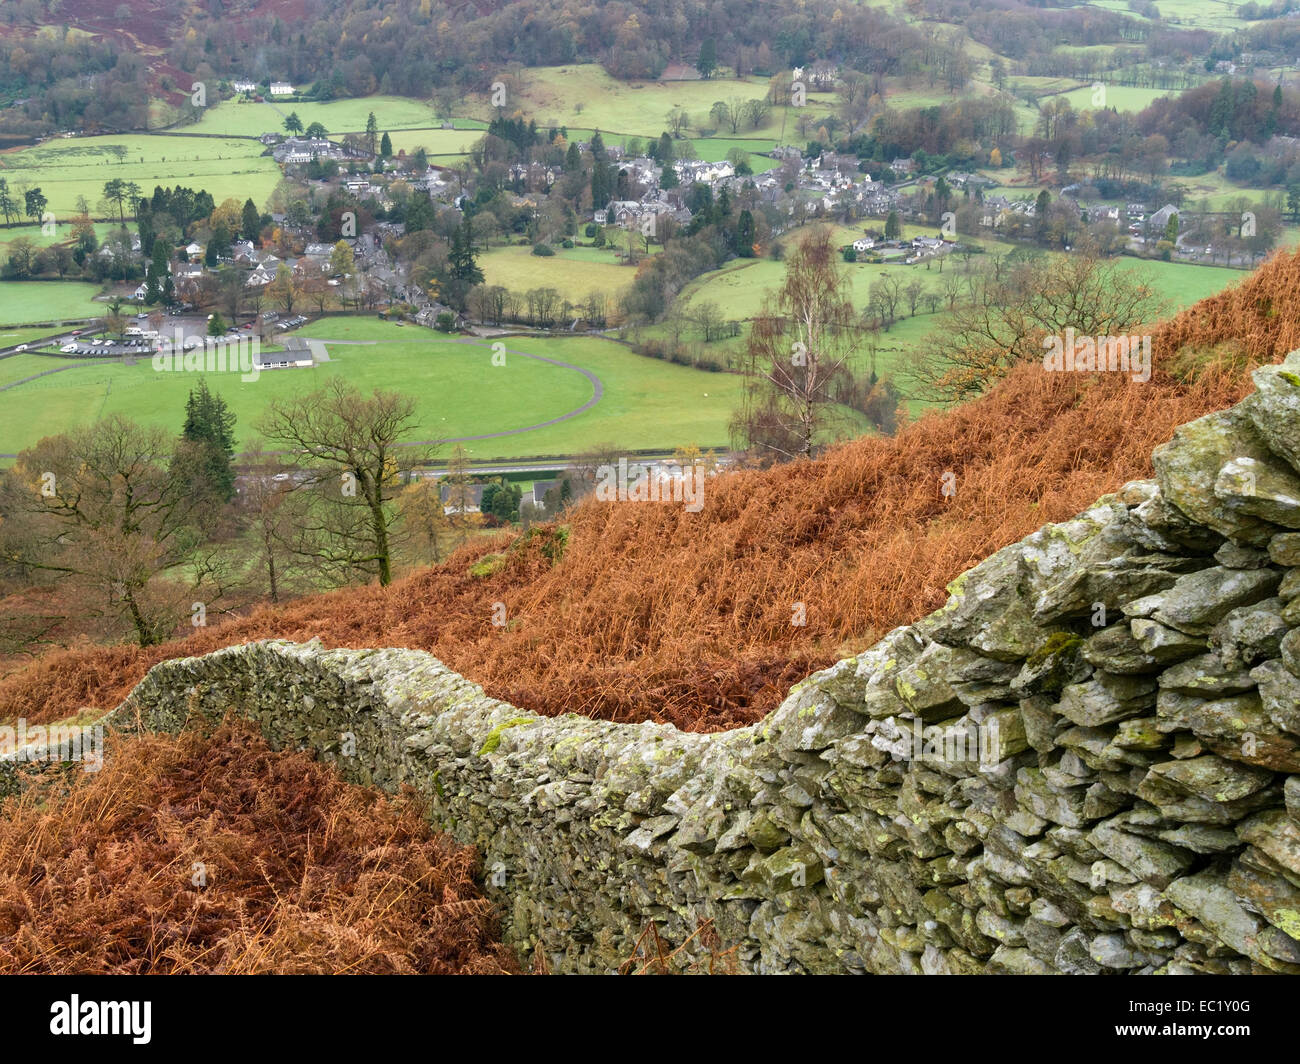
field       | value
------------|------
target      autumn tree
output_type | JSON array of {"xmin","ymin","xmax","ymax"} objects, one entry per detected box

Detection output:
[
  {"xmin": 237, "ymin": 441, "xmax": 314, "ymax": 604},
  {"xmin": 907, "ymin": 247, "xmax": 1165, "ymax": 403},
  {"xmin": 257, "ymin": 380, "xmax": 431, "ymax": 586},
  {"xmin": 268, "ymin": 262, "xmax": 298, "ymax": 314},
  {"xmin": 0, "ymin": 417, "xmax": 220, "ymax": 646},
  {"xmin": 398, "ymin": 476, "xmax": 452, "ymax": 564},
  {"xmin": 442, "ymin": 442, "xmax": 475, "ymax": 551},
  {"xmin": 730, "ymin": 227, "xmax": 861, "ymax": 463}
]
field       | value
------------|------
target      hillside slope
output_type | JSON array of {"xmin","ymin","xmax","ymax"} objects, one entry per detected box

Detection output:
[{"xmin": 5, "ymin": 248, "xmax": 1300, "ymax": 731}]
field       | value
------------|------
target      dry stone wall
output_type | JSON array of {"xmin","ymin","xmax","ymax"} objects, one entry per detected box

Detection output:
[{"xmin": 85, "ymin": 354, "xmax": 1300, "ymax": 972}]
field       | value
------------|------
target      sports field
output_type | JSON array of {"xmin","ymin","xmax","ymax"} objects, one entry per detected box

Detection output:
[{"xmin": 0, "ymin": 320, "xmax": 741, "ymax": 460}]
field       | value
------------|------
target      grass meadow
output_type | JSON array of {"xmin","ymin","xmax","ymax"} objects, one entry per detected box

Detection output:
[
  {"xmin": 0, "ymin": 322, "xmax": 741, "ymax": 459},
  {"xmin": 0, "ymin": 134, "xmax": 281, "ymax": 216},
  {"xmin": 0, "ymin": 282, "xmax": 104, "ymax": 324}
]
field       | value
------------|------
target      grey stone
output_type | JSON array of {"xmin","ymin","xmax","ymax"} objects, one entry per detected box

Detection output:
[
  {"xmin": 1088, "ymin": 813, "xmax": 1195, "ymax": 887},
  {"xmin": 1251, "ymin": 659, "xmax": 1300, "ymax": 737},
  {"xmin": 1159, "ymin": 652, "xmax": 1257, "ymax": 697},
  {"xmin": 1152, "ymin": 405, "xmax": 1278, "ymax": 546},
  {"xmin": 1055, "ymin": 674, "xmax": 1156, "ymax": 727},
  {"xmin": 1269, "ymin": 532, "xmax": 1300, "ymax": 567},
  {"xmin": 1151, "ymin": 566, "xmax": 1281, "ymax": 635},
  {"xmin": 1164, "ymin": 868, "xmax": 1298, "ymax": 972},
  {"xmin": 1242, "ymin": 356, "xmax": 1300, "ymax": 474},
  {"xmin": 1082, "ymin": 624, "xmax": 1162, "ymax": 674},
  {"xmin": 1214, "ymin": 541, "xmax": 1273, "ymax": 569},
  {"xmin": 1209, "ymin": 598, "xmax": 1289, "ymax": 667},
  {"xmin": 1129, "ymin": 618, "xmax": 1207, "ymax": 662},
  {"xmin": 1214, "ymin": 455, "xmax": 1300, "ymax": 528},
  {"xmin": 1142, "ymin": 754, "xmax": 1274, "ymax": 804}
]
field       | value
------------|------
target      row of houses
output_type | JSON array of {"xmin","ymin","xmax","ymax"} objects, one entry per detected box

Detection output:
[
  {"xmin": 231, "ymin": 79, "xmax": 297, "ymax": 95},
  {"xmin": 272, "ymin": 136, "xmax": 351, "ymax": 164},
  {"xmin": 131, "ymin": 237, "xmax": 353, "ymax": 301}
]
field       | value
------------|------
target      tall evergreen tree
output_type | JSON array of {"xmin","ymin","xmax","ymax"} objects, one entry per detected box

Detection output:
[
  {"xmin": 241, "ymin": 198, "xmax": 261, "ymax": 243},
  {"xmin": 590, "ymin": 132, "xmax": 613, "ymax": 210},
  {"xmin": 449, "ymin": 214, "xmax": 484, "ymax": 285},
  {"xmin": 737, "ymin": 209, "xmax": 755, "ymax": 256},
  {"xmin": 175, "ymin": 379, "xmax": 238, "ymax": 503},
  {"xmin": 698, "ymin": 38, "xmax": 717, "ymax": 78}
]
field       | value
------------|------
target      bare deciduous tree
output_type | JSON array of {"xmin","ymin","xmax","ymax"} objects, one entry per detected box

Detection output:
[
  {"xmin": 257, "ymin": 380, "xmax": 431, "ymax": 586},
  {"xmin": 731, "ymin": 227, "xmax": 860, "ymax": 463},
  {"xmin": 906, "ymin": 247, "xmax": 1164, "ymax": 403},
  {"xmin": 0, "ymin": 417, "xmax": 216, "ymax": 646}
]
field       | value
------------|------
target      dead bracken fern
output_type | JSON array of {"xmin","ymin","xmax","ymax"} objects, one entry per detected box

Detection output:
[
  {"xmin": 0, "ymin": 245, "xmax": 1291, "ymax": 734},
  {"xmin": 0, "ymin": 720, "xmax": 518, "ymax": 975},
  {"xmin": 618, "ymin": 919, "xmax": 740, "ymax": 975}
]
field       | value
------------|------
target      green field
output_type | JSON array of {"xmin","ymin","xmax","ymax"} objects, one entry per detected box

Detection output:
[
  {"xmin": 1124, "ymin": 259, "xmax": 1246, "ymax": 310},
  {"xmin": 0, "ymin": 352, "xmax": 81, "ymax": 387},
  {"xmin": 186, "ymin": 95, "xmax": 444, "ymax": 138},
  {"xmin": 0, "ymin": 220, "xmax": 121, "ymax": 263},
  {"xmin": 1122, "ymin": 0, "xmax": 1250, "ymax": 31},
  {"xmin": 0, "ymin": 281, "xmax": 104, "ymax": 324},
  {"xmin": 0, "ymin": 328, "xmax": 66, "ymax": 353},
  {"xmin": 485, "ymin": 65, "xmax": 835, "ymax": 142},
  {"xmin": 0, "ymin": 320, "xmax": 741, "ymax": 459},
  {"xmin": 1059, "ymin": 85, "xmax": 1176, "ymax": 114},
  {"xmin": 678, "ymin": 221, "xmax": 954, "ymax": 320},
  {"xmin": 0, "ymin": 134, "xmax": 281, "ymax": 216},
  {"xmin": 181, "ymin": 73, "xmax": 810, "ymax": 172},
  {"xmin": 369, "ymin": 127, "xmax": 487, "ymax": 157},
  {"xmin": 479, "ymin": 243, "xmax": 642, "ymax": 301}
]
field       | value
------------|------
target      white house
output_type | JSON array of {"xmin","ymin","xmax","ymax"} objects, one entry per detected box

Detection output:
[
  {"xmin": 609, "ymin": 200, "xmax": 642, "ymax": 226},
  {"xmin": 231, "ymin": 80, "xmax": 257, "ymax": 93},
  {"xmin": 269, "ymin": 82, "xmax": 295, "ymax": 96},
  {"xmin": 185, "ymin": 241, "xmax": 203, "ymax": 260},
  {"xmin": 852, "ymin": 237, "xmax": 875, "ymax": 253},
  {"xmin": 675, "ymin": 160, "xmax": 734, "ymax": 185}
]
